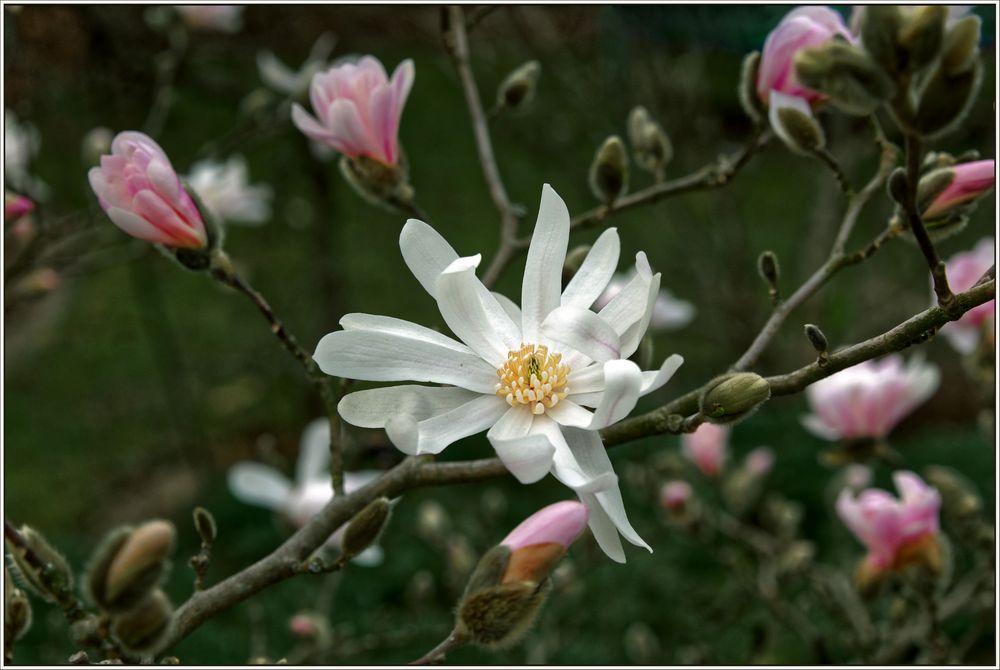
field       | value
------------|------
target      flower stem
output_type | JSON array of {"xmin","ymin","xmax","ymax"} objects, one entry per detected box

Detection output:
[{"xmin": 902, "ymin": 134, "xmax": 954, "ymax": 307}]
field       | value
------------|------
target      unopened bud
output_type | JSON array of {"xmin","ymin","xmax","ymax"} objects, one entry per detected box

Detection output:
[
  {"xmin": 192, "ymin": 507, "xmax": 217, "ymax": 545},
  {"xmin": 110, "ymin": 590, "xmax": 173, "ymax": 656},
  {"xmin": 768, "ymin": 91, "xmax": 824, "ymax": 155},
  {"xmin": 339, "ymin": 155, "xmax": 414, "ymax": 213},
  {"xmin": 803, "ymin": 324, "xmax": 829, "ymax": 359},
  {"xmin": 897, "ymin": 6, "xmax": 947, "ymax": 72},
  {"xmin": 456, "ymin": 580, "xmax": 550, "ymax": 649},
  {"xmin": 589, "ymin": 135, "xmax": 629, "ymax": 204},
  {"xmin": 757, "ymin": 250, "xmax": 779, "ymax": 286},
  {"xmin": 6, "ymin": 526, "xmax": 74, "ymax": 604},
  {"xmin": 88, "ymin": 521, "xmax": 175, "ymax": 613},
  {"xmin": 908, "ymin": 59, "xmax": 982, "ymax": 139},
  {"xmin": 462, "ymin": 545, "xmax": 512, "ymax": 598},
  {"xmin": 626, "ymin": 106, "xmax": 672, "ymax": 176},
  {"xmin": 794, "ymin": 43, "xmax": 894, "ymax": 116},
  {"xmin": 4, "ymin": 568, "xmax": 33, "ymax": 642},
  {"xmin": 738, "ymin": 51, "xmax": 765, "ymax": 123},
  {"xmin": 659, "ymin": 480, "xmax": 692, "ymax": 513},
  {"xmin": 81, "ymin": 127, "xmax": 114, "ymax": 166},
  {"xmin": 341, "ymin": 497, "xmax": 391, "ymax": 560},
  {"xmin": 288, "ymin": 612, "xmax": 324, "ymax": 640},
  {"xmin": 916, "ymin": 168, "xmax": 957, "ymax": 217},
  {"xmin": 887, "ymin": 167, "xmax": 909, "ymax": 205},
  {"xmin": 496, "ymin": 60, "xmax": 541, "ymax": 113},
  {"xmin": 941, "ymin": 16, "xmax": 982, "ymax": 76},
  {"xmin": 699, "ymin": 372, "xmax": 771, "ymax": 424},
  {"xmin": 860, "ymin": 6, "xmax": 905, "ymax": 76}
]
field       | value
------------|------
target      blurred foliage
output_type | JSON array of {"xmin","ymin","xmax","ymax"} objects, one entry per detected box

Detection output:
[{"xmin": 4, "ymin": 4, "xmax": 995, "ymax": 664}]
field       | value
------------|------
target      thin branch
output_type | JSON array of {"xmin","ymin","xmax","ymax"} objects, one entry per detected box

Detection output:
[
  {"xmin": 445, "ymin": 5, "xmax": 520, "ymax": 289},
  {"xmin": 410, "ymin": 629, "xmax": 467, "ymax": 665},
  {"xmin": 731, "ymin": 137, "xmax": 899, "ymax": 372},
  {"xmin": 902, "ymin": 134, "xmax": 953, "ymax": 305}
]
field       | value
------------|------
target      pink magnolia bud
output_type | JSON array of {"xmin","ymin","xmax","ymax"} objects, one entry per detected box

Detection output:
[
  {"xmin": 288, "ymin": 613, "xmax": 320, "ymax": 639},
  {"xmin": 922, "ymin": 160, "xmax": 995, "ymax": 220},
  {"xmin": 4, "ymin": 192, "xmax": 34, "ymax": 219},
  {"xmin": 659, "ymin": 480, "xmax": 692, "ymax": 512},
  {"xmin": 88, "ymin": 132, "xmax": 208, "ymax": 250},
  {"xmin": 681, "ymin": 423, "xmax": 729, "ymax": 477},
  {"xmin": 939, "ymin": 237, "xmax": 995, "ymax": 353},
  {"xmin": 499, "ymin": 501, "xmax": 588, "ymax": 585},
  {"xmin": 756, "ymin": 6, "xmax": 853, "ymax": 105},
  {"xmin": 744, "ymin": 447, "xmax": 775, "ymax": 477},
  {"xmin": 836, "ymin": 471, "xmax": 941, "ymax": 574},
  {"xmin": 292, "ymin": 56, "xmax": 414, "ymax": 166},
  {"xmin": 801, "ymin": 355, "xmax": 940, "ymax": 441}
]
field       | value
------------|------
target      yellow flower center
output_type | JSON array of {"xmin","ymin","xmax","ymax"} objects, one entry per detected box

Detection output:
[{"xmin": 495, "ymin": 343, "xmax": 570, "ymax": 415}]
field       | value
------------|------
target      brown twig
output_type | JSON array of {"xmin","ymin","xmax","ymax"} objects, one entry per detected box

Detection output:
[
  {"xmin": 902, "ymin": 134, "xmax": 953, "ymax": 306},
  {"xmin": 410, "ymin": 629, "xmax": 467, "ymax": 665}
]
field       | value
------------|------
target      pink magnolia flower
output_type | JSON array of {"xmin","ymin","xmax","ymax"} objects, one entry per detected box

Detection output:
[
  {"xmin": 744, "ymin": 446, "xmax": 775, "ymax": 477},
  {"xmin": 922, "ymin": 160, "xmax": 995, "ymax": 221},
  {"xmin": 88, "ymin": 131, "xmax": 208, "ymax": 250},
  {"xmin": 498, "ymin": 500, "xmax": 588, "ymax": 584},
  {"xmin": 939, "ymin": 238, "xmax": 995, "ymax": 353},
  {"xmin": 174, "ymin": 5, "xmax": 244, "ymax": 33},
  {"xmin": 659, "ymin": 480, "xmax": 693, "ymax": 511},
  {"xmin": 682, "ymin": 423, "xmax": 729, "ymax": 477},
  {"xmin": 801, "ymin": 355, "xmax": 940, "ymax": 441},
  {"xmin": 4, "ymin": 192, "xmax": 33, "ymax": 220},
  {"xmin": 757, "ymin": 6, "xmax": 853, "ymax": 105},
  {"xmin": 836, "ymin": 470, "xmax": 940, "ymax": 571},
  {"xmin": 292, "ymin": 56, "xmax": 415, "ymax": 166}
]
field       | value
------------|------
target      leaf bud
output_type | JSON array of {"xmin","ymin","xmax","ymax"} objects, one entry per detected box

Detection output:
[
  {"xmin": 109, "ymin": 590, "xmax": 174, "ymax": 656},
  {"xmin": 803, "ymin": 323, "xmax": 829, "ymax": 359},
  {"xmin": 626, "ymin": 106, "xmax": 672, "ymax": 177},
  {"xmin": 699, "ymin": 372, "xmax": 771, "ymax": 424},
  {"xmin": 887, "ymin": 166, "xmax": 909, "ymax": 205},
  {"xmin": 588, "ymin": 135, "xmax": 629, "ymax": 204},
  {"xmin": 897, "ymin": 6, "xmax": 947, "ymax": 72},
  {"xmin": 192, "ymin": 506, "xmax": 217, "ymax": 545},
  {"xmin": 941, "ymin": 15, "xmax": 981, "ymax": 77},
  {"xmin": 496, "ymin": 60, "xmax": 541, "ymax": 113},
  {"xmin": 341, "ymin": 497, "xmax": 391, "ymax": 560},
  {"xmin": 5, "ymin": 525, "xmax": 74, "ymax": 604},
  {"xmin": 860, "ymin": 6, "xmax": 906, "ymax": 76},
  {"xmin": 4, "ymin": 567, "xmax": 33, "ymax": 643},
  {"xmin": 767, "ymin": 91, "xmax": 825, "ymax": 155},
  {"xmin": 908, "ymin": 59, "xmax": 982, "ymax": 139}
]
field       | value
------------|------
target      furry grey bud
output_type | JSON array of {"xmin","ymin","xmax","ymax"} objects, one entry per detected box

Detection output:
[
  {"xmin": 339, "ymin": 154, "xmax": 414, "ymax": 213},
  {"xmin": 897, "ymin": 6, "xmax": 947, "ymax": 72},
  {"xmin": 341, "ymin": 497, "xmax": 391, "ymax": 560},
  {"xmin": 193, "ymin": 507, "xmax": 217, "ymax": 545},
  {"xmin": 909, "ymin": 60, "xmax": 982, "ymax": 139},
  {"xmin": 589, "ymin": 136, "xmax": 629, "ymax": 204},
  {"xmin": 794, "ymin": 43, "xmax": 895, "ymax": 116},
  {"xmin": 860, "ymin": 6, "xmax": 905, "ymax": 75},
  {"xmin": 942, "ymin": 16, "xmax": 982, "ymax": 76},
  {"xmin": 110, "ymin": 590, "xmax": 173, "ymax": 656},
  {"xmin": 6, "ymin": 526, "xmax": 74, "ymax": 604},
  {"xmin": 496, "ymin": 61, "xmax": 541, "ymax": 113},
  {"xmin": 456, "ymin": 581, "xmax": 550, "ymax": 649},
  {"xmin": 803, "ymin": 324, "xmax": 829, "ymax": 356},
  {"xmin": 627, "ymin": 106, "xmax": 672, "ymax": 176}
]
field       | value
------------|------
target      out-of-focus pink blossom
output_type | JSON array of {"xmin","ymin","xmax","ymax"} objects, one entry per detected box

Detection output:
[
  {"xmin": 288, "ymin": 613, "xmax": 320, "ymax": 639},
  {"xmin": 757, "ymin": 6, "xmax": 853, "ymax": 105},
  {"xmin": 4, "ymin": 193, "xmax": 33, "ymax": 220},
  {"xmin": 744, "ymin": 446, "xmax": 775, "ymax": 477},
  {"xmin": 292, "ymin": 56, "xmax": 414, "ymax": 166},
  {"xmin": 174, "ymin": 5, "xmax": 244, "ymax": 33},
  {"xmin": 939, "ymin": 238, "xmax": 996, "ymax": 354},
  {"xmin": 682, "ymin": 423, "xmax": 729, "ymax": 477},
  {"xmin": 801, "ymin": 355, "xmax": 940, "ymax": 441},
  {"xmin": 501, "ymin": 500, "xmax": 589, "ymax": 551},
  {"xmin": 836, "ymin": 470, "xmax": 940, "ymax": 571},
  {"xmin": 88, "ymin": 131, "xmax": 208, "ymax": 249},
  {"xmin": 923, "ymin": 160, "xmax": 995, "ymax": 221},
  {"xmin": 659, "ymin": 480, "xmax": 693, "ymax": 511},
  {"xmin": 844, "ymin": 464, "xmax": 873, "ymax": 491}
]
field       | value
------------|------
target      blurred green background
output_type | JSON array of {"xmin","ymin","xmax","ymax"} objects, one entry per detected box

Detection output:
[{"xmin": 4, "ymin": 4, "xmax": 996, "ymax": 664}]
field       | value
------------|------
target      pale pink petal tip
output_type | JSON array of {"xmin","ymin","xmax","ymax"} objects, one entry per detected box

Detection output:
[{"xmin": 501, "ymin": 500, "xmax": 589, "ymax": 550}]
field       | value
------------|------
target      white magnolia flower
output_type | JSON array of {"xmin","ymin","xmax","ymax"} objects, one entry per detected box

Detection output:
[
  {"xmin": 257, "ymin": 32, "xmax": 336, "ymax": 98},
  {"xmin": 314, "ymin": 185, "xmax": 684, "ymax": 562},
  {"xmin": 4, "ymin": 110, "xmax": 48, "ymax": 199},
  {"xmin": 228, "ymin": 418, "xmax": 385, "ymax": 566},
  {"xmin": 185, "ymin": 156, "xmax": 273, "ymax": 226},
  {"xmin": 595, "ymin": 273, "xmax": 694, "ymax": 332}
]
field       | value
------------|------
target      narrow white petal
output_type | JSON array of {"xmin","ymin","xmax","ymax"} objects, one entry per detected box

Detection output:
[
  {"xmin": 399, "ymin": 219, "xmax": 460, "ymax": 299},
  {"xmin": 579, "ymin": 491, "xmax": 626, "ymax": 563},
  {"xmin": 585, "ymin": 360, "xmax": 643, "ymax": 429},
  {"xmin": 436, "ymin": 256, "xmax": 521, "ymax": 366},
  {"xmin": 546, "ymin": 399, "xmax": 596, "ymax": 428},
  {"xmin": 492, "ymin": 291, "xmax": 522, "ymax": 324},
  {"xmin": 595, "ymin": 486, "xmax": 652, "ymax": 552},
  {"xmin": 488, "ymin": 410, "xmax": 554, "ymax": 484},
  {"xmin": 338, "ymin": 385, "xmax": 480, "ymax": 428},
  {"xmin": 533, "ymin": 417, "xmax": 618, "ymax": 493},
  {"xmin": 387, "ymin": 395, "xmax": 508, "ymax": 455},
  {"xmin": 567, "ymin": 364, "xmax": 606, "ymax": 395},
  {"xmin": 598, "ymin": 258, "xmax": 650, "ymax": 336},
  {"xmin": 620, "ymin": 256, "xmax": 661, "ymax": 358},
  {"xmin": 561, "ymin": 227, "xmax": 621, "ymax": 309},
  {"xmin": 314, "ymin": 329, "xmax": 497, "ymax": 393},
  {"xmin": 296, "ymin": 418, "xmax": 331, "ymax": 485},
  {"xmin": 540, "ymin": 305, "xmax": 621, "ymax": 363},
  {"xmin": 228, "ymin": 463, "xmax": 292, "ymax": 510},
  {"xmin": 521, "ymin": 184, "xmax": 570, "ymax": 342},
  {"xmin": 639, "ymin": 354, "xmax": 684, "ymax": 396},
  {"xmin": 339, "ymin": 313, "xmax": 472, "ymax": 353}
]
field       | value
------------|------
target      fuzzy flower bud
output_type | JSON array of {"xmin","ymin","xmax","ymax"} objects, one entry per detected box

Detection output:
[
  {"xmin": 88, "ymin": 131, "xmax": 210, "ymax": 251},
  {"xmin": 192, "ymin": 507, "xmax": 217, "ymax": 545},
  {"xmin": 896, "ymin": 6, "xmax": 948, "ymax": 72},
  {"xmin": 907, "ymin": 55, "xmax": 982, "ymax": 139},
  {"xmin": 803, "ymin": 323, "xmax": 829, "ymax": 357},
  {"xmin": 699, "ymin": 372, "xmax": 771, "ymax": 424},
  {"xmin": 110, "ymin": 589, "xmax": 174, "ymax": 656},
  {"xmin": 496, "ymin": 60, "xmax": 541, "ymax": 113},
  {"xmin": 588, "ymin": 135, "xmax": 629, "ymax": 204},
  {"xmin": 498, "ymin": 500, "xmax": 588, "ymax": 585},
  {"xmin": 920, "ymin": 160, "xmax": 994, "ymax": 221},
  {"xmin": 738, "ymin": 51, "xmax": 765, "ymax": 123},
  {"xmin": 626, "ymin": 106, "xmax": 672, "ymax": 176},
  {"xmin": 341, "ymin": 497, "xmax": 391, "ymax": 560},
  {"xmin": 837, "ymin": 471, "xmax": 942, "ymax": 586},
  {"xmin": 4, "ymin": 566, "xmax": 32, "ymax": 643},
  {"xmin": 767, "ymin": 91, "xmax": 825, "ymax": 155},
  {"xmin": 793, "ymin": 41, "xmax": 895, "ymax": 116},
  {"xmin": 941, "ymin": 15, "xmax": 982, "ymax": 76},
  {"xmin": 87, "ymin": 521, "xmax": 176, "ymax": 613},
  {"xmin": 5, "ymin": 526, "xmax": 74, "ymax": 604},
  {"xmin": 681, "ymin": 423, "xmax": 729, "ymax": 477},
  {"xmin": 659, "ymin": 480, "xmax": 693, "ymax": 512}
]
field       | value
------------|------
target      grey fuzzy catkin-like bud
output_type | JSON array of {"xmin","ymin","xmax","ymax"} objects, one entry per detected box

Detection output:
[
  {"xmin": 110, "ymin": 590, "xmax": 174, "ymax": 656},
  {"xmin": 588, "ymin": 136, "xmax": 629, "ymax": 204},
  {"xmin": 897, "ymin": 6, "xmax": 947, "ymax": 72},
  {"xmin": 803, "ymin": 324, "xmax": 828, "ymax": 355},
  {"xmin": 860, "ymin": 6, "xmax": 905, "ymax": 75},
  {"xmin": 908, "ymin": 60, "xmax": 982, "ymax": 139},
  {"xmin": 456, "ymin": 581, "xmax": 550, "ymax": 649},
  {"xmin": 6, "ymin": 526, "xmax": 74, "ymax": 604},
  {"xmin": 757, "ymin": 251, "xmax": 779, "ymax": 285},
  {"xmin": 193, "ymin": 507, "xmax": 217, "ymax": 545},
  {"xmin": 794, "ymin": 43, "xmax": 894, "ymax": 116},
  {"xmin": 496, "ymin": 61, "xmax": 541, "ymax": 113},
  {"xmin": 341, "ymin": 497, "xmax": 391, "ymax": 560},
  {"xmin": 627, "ymin": 106, "xmax": 672, "ymax": 176},
  {"xmin": 941, "ymin": 16, "xmax": 981, "ymax": 77}
]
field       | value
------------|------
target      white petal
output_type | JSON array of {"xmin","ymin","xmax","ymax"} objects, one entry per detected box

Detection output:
[
  {"xmin": 533, "ymin": 417, "xmax": 618, "ymax": 493},
  {"xmin": 106, "ymin": 206, "xmax": 170, "ymax": 244},
  {"xmin": 339, "ymin": 313, "xmax": 471, "ymax": 352},
  {"xmin": 584, "ymin": 360, "xmax": 643, "ymax": 429},
  {"xmin": 492, "ymin": 291, "xmax": 522, "ymax": 323},
  {"xmin": 620, "ymin": 266, "xmax": 661, "ymax": 358},
  {"xmin": 546, "ymin": 399, "xmax": 596, "ymax": 428},
  {"xmin": 561, "ymin": 227, "xmax": 621, "ymax": 309},
  {"xmin": 540, "ymin": 305, "xmax": 621, "ymax": 363},
  {"xmin": 338, "ymin": 385, "xmax": 480, "ymax": 428},
  {"xmin": 521, "ymin": 184, "xmax": 570, "ymax": 342},
  {"xmin": 436, "ymin": 256, "xmax": 521, "ymax": 366},
  {"xmin": 399, "ymin": 219, "xmax": 460, "ymax": 299},
  {"xmin": 386, "ymin": 395, "xmax": 508, "ymax": 455},
  {"xmin": 296, "ymin": 418, "xmax": 331, "ymax": 484},
  {"xmin": 639, "ymin": 354, "xmax": 684, "ymax": 396},
  {"xmin": 228, "ymin": 463, "xmax": 292, "ymax": 510},
  {"xmin": 487, "ymin": 409, "xmax": 554, "ymax": 484},
  {"xmin": 579, "ymin": 491, "xmax": 625, "ymax": 563},
  {"xmin": 800, "ymin": 413, "xmax": 840, "ymax": 441},
  {"xmin": 597, "ymin": 263, "xmax": 650, "ymax": 336},
  {"xmin": 314, "ymin": 328, "xmax": 497, "ymax": 393},
  {"xmin": 567, "ymin": 364, "xmax": 606, "ymax": 395}
]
